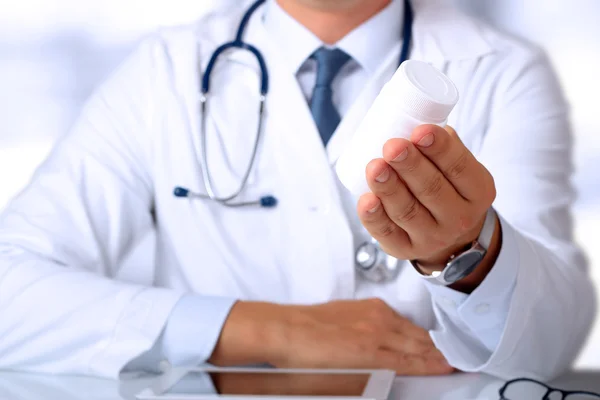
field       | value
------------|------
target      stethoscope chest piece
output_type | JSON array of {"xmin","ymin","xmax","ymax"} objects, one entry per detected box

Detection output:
[{"xmin": 355, "ymin": 239, "xmax": 402, "ymax": 283}]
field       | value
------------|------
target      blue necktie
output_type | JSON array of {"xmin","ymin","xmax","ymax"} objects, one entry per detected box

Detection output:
[{"xmin": 310, "ymin": 47, "xmax": 351, "ymax": 145}]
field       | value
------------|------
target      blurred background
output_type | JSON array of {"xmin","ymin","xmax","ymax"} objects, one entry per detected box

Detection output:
[{"xmin": 0, "ymin": 0, "xmax": 598, "ymax": 367}]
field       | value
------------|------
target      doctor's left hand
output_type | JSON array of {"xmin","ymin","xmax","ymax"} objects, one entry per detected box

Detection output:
[{"xmin": 358, "ymin": 125, "xmax": 500, "ymax": 290}]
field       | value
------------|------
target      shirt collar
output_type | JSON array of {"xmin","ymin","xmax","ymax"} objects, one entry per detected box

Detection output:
[
  {"xmin": 337, "ymin": 0, "xmax": 403, "ymax": 74},
  {"xmin": 262, "ymin": 0, "xmax": 403, "ymax": 75},
  {"xmin": 260, "ymin": 0, "xmax": 494, "ymax": 72},
  {"xmin": 262, "ymin": 0, "xmax": 322, "ymax": 74}
]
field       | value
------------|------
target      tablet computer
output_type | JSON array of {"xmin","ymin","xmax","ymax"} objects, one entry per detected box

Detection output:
[{"xmin": 136, "ymin": 367, "xmax": 395, "ymax": 400}]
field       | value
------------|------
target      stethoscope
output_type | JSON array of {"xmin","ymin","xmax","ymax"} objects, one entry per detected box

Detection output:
[{"xmin": 174, "ymin": 0, "xmax": 414, "ymax": 283}]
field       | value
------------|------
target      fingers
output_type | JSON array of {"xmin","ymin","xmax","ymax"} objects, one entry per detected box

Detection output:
[
  {"xmin": 364, "ymin": 158, "xmax": 438, "ymax": 227},
  {"xmin": 285, "ymin": 300, "xmax": 455, "ymax": 377},
  {"xmin": 356, "ymin": 191, "xmax": 412, "ymax": 251},
  {"xmin": 380, "ymin": 330, "xmax": 450, "ymax": 371},
  {"xmin": 381, "ymin": 331, "xmax": 436, "ymax": 356},
  {"xmin": 358, "ymin": 158, "xmax": 441, "ymax": 255},
  {"xmin": 381, "ymin": 138, "xmax": 465, "ymax": 222},
  {"xmin": 376, "ymin": 349, "xmax": 455, "ymax": 376},
  {"xmin": 355, "ymin": 299, "xmax": 450, "ymax": 374},
  {"xmin": 389, "ymin": 317, "xmax": 434, "ymax": 344},
  {"xmin": 410, "ymin": 125, "xmax": 496, "ymax": 205}
]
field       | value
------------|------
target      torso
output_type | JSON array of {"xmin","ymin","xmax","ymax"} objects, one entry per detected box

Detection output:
[{"xmin": 143, "ymin": 3, "xmax": 536, "ymax": 329}]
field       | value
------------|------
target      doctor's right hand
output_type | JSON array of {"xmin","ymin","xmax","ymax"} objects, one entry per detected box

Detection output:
[{"xmin": 209, "ymin": 298, "xmax": 454, "ymax": 376}]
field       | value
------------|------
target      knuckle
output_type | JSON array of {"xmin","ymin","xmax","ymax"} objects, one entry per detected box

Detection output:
[
  {"xmin": 376, "ymin": 222, "xmax": 397, "ymax": 238},
  {"xmin": 445, "ymin": 125, "xmax": 458, "ymax": 137},
  {"xmin": 354, "ymin": 320, "xmax": 377, "ymax": 334},
  {"xmin": 347, "ymin": 334, "xmax": 374, "ymax": 356},
  {"xmin": 367, "ymin": 302, "xmax": 389, "ymax": 323},
  {"xmin": 485, "ymin": 175, "xmax": 497, "ymax": 204},
  {"xmin": 472, "ymin": 168, "xmax": 497, "ymax": 206},
  {"xmin": 368, "ymin": 310, "xmax": 386, "ymax": 326},
  {"xmin": 379, "ymin": 242, "xmax": 408, "ymax": 260},
  {"xmin": 430, "ymin": 242, "xmax": 448, "ymax": 256},
  {"xmin": 431, "ymin": 229, "xmax": 451, "ymax": 250},
  {"xmin": 458, "ymin": 214, "xmax": 476, "ymax": 232},
  {"xmin": 392, "ymin": 198, "xmax": 420, "ymax": 224},
  {"xmin": 393, "ymin": 353, "xmax": 417, "ymax": 375},
  {"xmin": 358, "ymin": 336, "xmax": 380, "ymax": 354},
  {"xmin": 377, "ymin": 184, "xmax": 399, "ymax": 198},
  {"xmin": 406, "ymin": 338, "xmax": 431, "ymax": 353},
  {"xmin": 419, "ymin": 175, "xmax": 444, "ymax": 199},
  {"xmin": 368, "ymin": 297, "xmax": 386, "ymax": 308},
  {"xmin": 446, "ymin": 151, "xmax": 469, "ymax": 180},
  {"xmin": 404, "ymin": 158, "xmax": 420, "ymax": 173}
]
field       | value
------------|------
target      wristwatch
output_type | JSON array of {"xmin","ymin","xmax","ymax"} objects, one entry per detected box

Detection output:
[{"xmin": 410, "ymin": 208, "xmax": 497, "ymax": 286}]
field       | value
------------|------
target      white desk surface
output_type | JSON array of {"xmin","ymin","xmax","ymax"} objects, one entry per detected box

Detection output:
[{"xmin": 0, "ymin": 370, "xmax": 599, "ymax": 400}]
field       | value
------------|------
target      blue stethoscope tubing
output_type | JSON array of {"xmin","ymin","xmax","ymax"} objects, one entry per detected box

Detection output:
[{"xmin": 174, "ymin": 0, "xmax": 414, "ymax": 209}]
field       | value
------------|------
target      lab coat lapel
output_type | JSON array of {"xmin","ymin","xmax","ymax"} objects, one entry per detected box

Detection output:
[
  {"xmin": 223, "ymin": 12, "xmax": 329, "ymax": 177},
  {"xmin": 234, "ymin": 12, "xmax": 357, "ymax": 302}
]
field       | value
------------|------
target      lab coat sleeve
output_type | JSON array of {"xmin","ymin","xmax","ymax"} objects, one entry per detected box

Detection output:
[
  {"xmin": 423, "ymin": 214, "xmax": 517, "ymax": 352},
  {"xmin": 425, "ymin": 49, "xmax": 596, "ymax": 381},
  {"xmin": 0, "ymin": 36, "xmax": 189, "ymax": 378},
  {"xmin": 126, "ymin": 295, "xmax": 236, "ymax": 371}
]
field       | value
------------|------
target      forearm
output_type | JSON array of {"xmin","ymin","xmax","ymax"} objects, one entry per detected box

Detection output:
[
  {"xmin": 427, "ymin": 218, "xmax": 594, "ymax": 380},
  {"xmin": 209, "ymin": 301, "xmax": 288, "ymax": 367},
  {"xmin": 482, "ymin": 231, "xmax": 593, "ymax": 380},
  {"xmin": 0, "ymin": 245, "xmax": 182, "ymax": 378}
]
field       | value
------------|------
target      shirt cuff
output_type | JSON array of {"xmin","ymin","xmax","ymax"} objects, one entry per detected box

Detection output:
[
  {"xmin": 160, "ymin": 295, "xmax": 237, "ymax": 367},
  {"xmin": 166, "ymin": 371, "xmax": 218, "ymax": 395},
  {"xmin": 425, "ymin": 214, "xmax": 519, "ymax": 360}
]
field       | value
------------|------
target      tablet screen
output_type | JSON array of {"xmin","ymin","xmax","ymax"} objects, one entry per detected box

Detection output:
[{"xmin": 165, "ymin": 371, "xmax": 371, "ymax": 397}]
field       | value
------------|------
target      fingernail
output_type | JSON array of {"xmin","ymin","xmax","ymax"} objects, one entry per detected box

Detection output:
[
  {"xmin": 375, "ymin": 168, "xmax": 390, "ymax": 183},
  {"xmin": 368, "ymin": 203, "xmax": 380, "ymax": 213},
  {"xmin": 417, "ymin": 133, "xmax": 434, "ymax": 148},
  {"xmin": 392, "ymin": 148, "xmax": 408, "ymax": 162}
]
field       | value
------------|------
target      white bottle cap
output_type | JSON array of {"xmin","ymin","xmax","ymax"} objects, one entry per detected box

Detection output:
[
  {"xmin": 391, "ymin": 60, "xmax": 459, "ymax": 123},
  {"xmin": 335, "ymin": 60, "xmax": 459, "ymax": 197}
]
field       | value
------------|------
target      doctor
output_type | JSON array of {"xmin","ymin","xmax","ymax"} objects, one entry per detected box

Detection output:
[{"xmin": 0, "ymin": 0, "xmax": 594, "ymax": 381}]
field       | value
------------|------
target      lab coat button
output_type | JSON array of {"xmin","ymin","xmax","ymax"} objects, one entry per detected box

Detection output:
[
  {"xmin": 474, "ymin": 303, "xmax": 491, "ymax": 315},
  {"xmin": 440, "ymin": 296, "xmax": 457, "ymax": 308},
  {"xmin": 159, "ymin": 360, "xmax": 171, "ymax": 372}
]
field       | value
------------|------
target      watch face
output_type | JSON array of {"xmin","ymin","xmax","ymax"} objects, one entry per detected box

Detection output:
[{"xmin": 443, "ymin": 250, "xmax": 484, "ymax": 283}]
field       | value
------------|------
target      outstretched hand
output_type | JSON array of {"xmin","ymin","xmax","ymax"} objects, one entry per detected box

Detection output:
[{"xmin": 357, "ymin": 124, "xmax": 498, "ymax": 272}]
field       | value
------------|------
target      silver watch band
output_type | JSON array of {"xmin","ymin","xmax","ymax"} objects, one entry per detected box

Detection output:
[
  {"xmin": 412, "ymin": 207, "xmax": 497, "ymax": 285},
  {"xmin": 477, "ymin": 207, "xmax": 497, "ymax": 250}
]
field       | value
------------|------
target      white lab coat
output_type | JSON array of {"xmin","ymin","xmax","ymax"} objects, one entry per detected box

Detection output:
[{"xmin": 0, "ymin": 0, "xmax": 594, "ymax": 380}]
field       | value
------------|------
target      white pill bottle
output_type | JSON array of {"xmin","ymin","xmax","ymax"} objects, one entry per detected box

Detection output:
[{"xmin": 336, "ymin": 60, "xmax": 460, "ymax": 197}]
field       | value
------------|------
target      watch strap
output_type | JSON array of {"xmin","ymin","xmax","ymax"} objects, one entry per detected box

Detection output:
[
  {"xmin": 411, "ymin": 207, "xmax": 497, "ymax": 285},
  {"xmin": 477, "ymin": 207, "xmax": 497, "ymax": 250}
]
